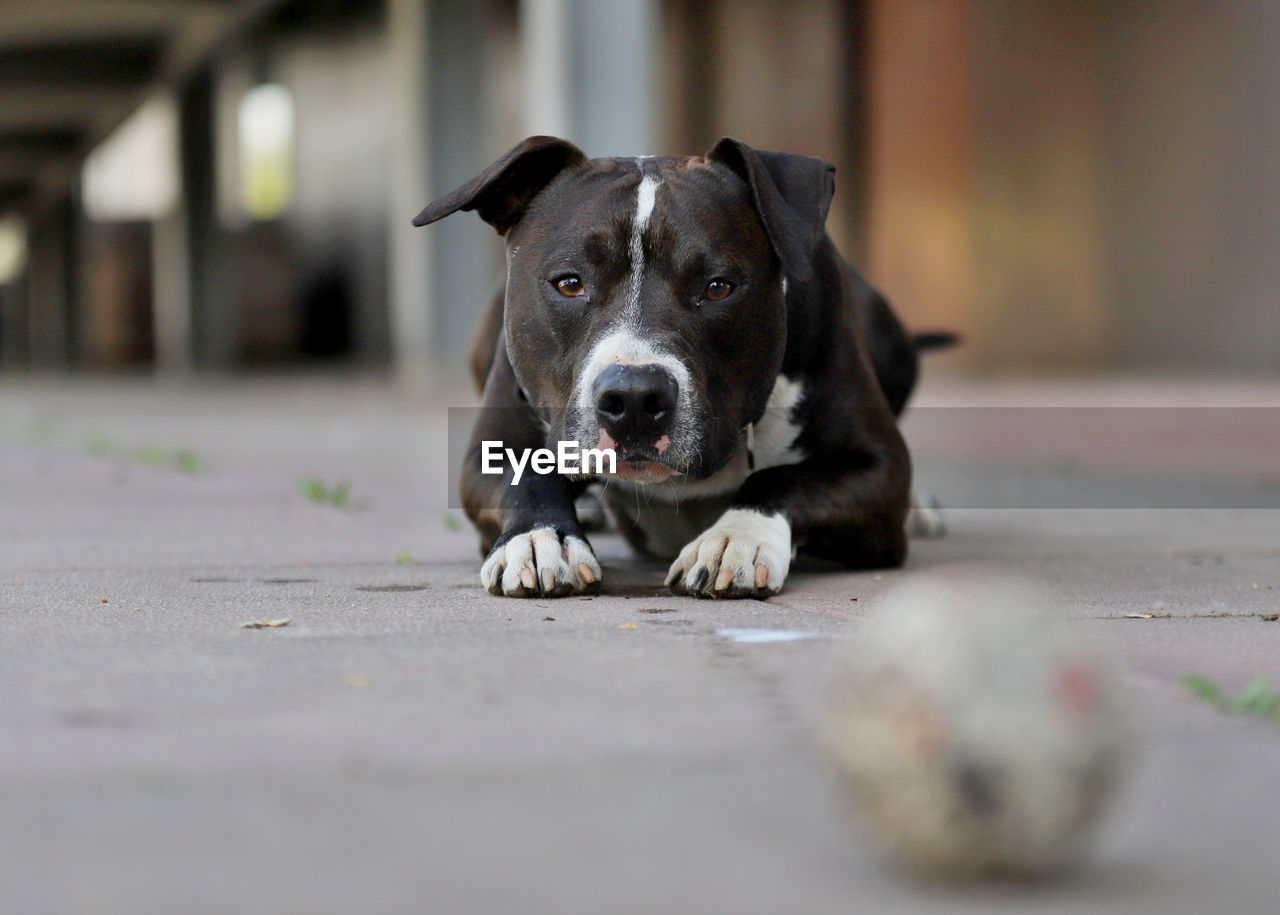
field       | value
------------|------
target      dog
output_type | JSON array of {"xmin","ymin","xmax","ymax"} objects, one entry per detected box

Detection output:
[{"xmin": 414, "ymin": 136, "xmax": 951, "ymax": 598}]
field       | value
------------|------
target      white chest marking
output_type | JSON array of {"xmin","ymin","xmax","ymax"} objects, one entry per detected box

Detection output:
[{"xmin": 750, "ymin": 375, "xmax": 806, "ymax": 469}]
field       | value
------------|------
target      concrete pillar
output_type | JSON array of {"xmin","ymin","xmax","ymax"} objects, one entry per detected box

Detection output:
[
  {"xmin": 521, "ymin": 0, "xmax": 658, "ymax": 155},
  {"xmin": 520, "ymin": 0, "xmax": 571, "ymax": 138},
  {"xmin": 25, "ymin": 197, "xmax": 78, "ymax": 368},
  {"xmin": 0, "ymin": 273, "xmax": 29, "ymax": 370},
  {"xmin": 151, "ymin": 205, "xmax": 192, "ymax": 374},
  {"xmin": 386, "ymin": 0, "xmax": 659, "ymax": 386},
  {"xmin": 179, "ymin": 68, "xmax": 233, "ymax": 370},
  {"xmin": 387, "ymin": 0, "xmax": 495, "ymax": 387},
  {"xmin": 387, "ymin": 0, "xmax": 434, "ymax": 388},
  {"xmin": 427, "ymin": 0, "xmax": 495, "ymax": 371},
  {"xmin": 144, "ymin": 88, "xmax": 194, "ymax": 375}
]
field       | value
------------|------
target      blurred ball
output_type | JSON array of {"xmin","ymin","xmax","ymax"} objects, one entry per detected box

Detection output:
[{"xmin": 822, "ymin": 572, "xmax": 1128, "ymax": 878}]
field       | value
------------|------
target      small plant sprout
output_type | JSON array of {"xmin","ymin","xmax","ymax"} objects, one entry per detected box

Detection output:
[
  {"xmin": 136, "ymin": 444, "xmax": 167, "ymax": 466},
  {"xmin": 329, "ymin": 481, "xmax": 350, "ymax": 508},
  {"xmin": 299, "ymin": 477, "xmax": 353, "ymax": 508},
  {"xmin": 83, "ymin": 433, "xmax": 113, "ymax": 457},
  {"xmin": 300, "ymin": 477, "xmax": 327, "ymax": 504},
  {"xmin": 1183, "ymin": 674, "xmax": 1280, "ymax": 721},
  {"xmin": 173, "ymin": 450, "xmax": 202, "ymax": 474}
]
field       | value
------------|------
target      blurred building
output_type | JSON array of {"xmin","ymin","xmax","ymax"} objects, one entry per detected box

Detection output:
[{"xmin": 0, "ymin": 0, "xmax": 1277, "ymax": 381}]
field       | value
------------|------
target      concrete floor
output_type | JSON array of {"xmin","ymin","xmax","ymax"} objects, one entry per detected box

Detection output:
[{"xmin": 1, "ymin": 375, "xmax": 1278, "ymax": 914}]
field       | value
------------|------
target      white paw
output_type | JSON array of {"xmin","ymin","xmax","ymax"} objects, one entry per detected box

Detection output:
[
  {"xmin": 906, "ymin": 490, "xmax": 947, "ymax": 538},
  {"xmin": 665, "ymin": 509, "xmax": 791, "ymax": 599},
  {"xmin": 480, "ymin": 528, "xmax": 601, "ymax": 597}
]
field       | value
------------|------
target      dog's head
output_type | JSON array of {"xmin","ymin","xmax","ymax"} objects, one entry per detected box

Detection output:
[{"xmin": 414, "ymin": 136, "xmax": 834, "ymax": 483}]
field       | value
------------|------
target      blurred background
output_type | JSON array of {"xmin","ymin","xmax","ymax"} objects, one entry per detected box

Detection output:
[
  {"xmin": 1, "ymin": 0, "xmax": 1278, "ymax": 385},
  {"xmin": 3, "ymin": 9, "xmax": 1279, "ymax": 911}
]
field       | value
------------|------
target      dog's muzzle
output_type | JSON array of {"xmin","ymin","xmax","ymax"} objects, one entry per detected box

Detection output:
[{"xmin": 592, "ymin": 363, "xmax": 679, "ymax": 455}]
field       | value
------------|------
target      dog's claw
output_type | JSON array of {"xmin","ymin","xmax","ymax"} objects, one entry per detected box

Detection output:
[
  {"xmin": 667, "ymin": 509, "xmax": 791, "ymax": 600},
  {"xmin": 480, "ymin": 528, "xmax": 602, "ymax": 598}
]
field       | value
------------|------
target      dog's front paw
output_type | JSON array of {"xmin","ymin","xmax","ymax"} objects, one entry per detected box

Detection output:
[
  {"xmin": 665, "ymin": 509, "xmax": 791, "ymax": 599},
  {"xmin": 481, "ymin": 527, "xmax": 602, "ymax": 597}
]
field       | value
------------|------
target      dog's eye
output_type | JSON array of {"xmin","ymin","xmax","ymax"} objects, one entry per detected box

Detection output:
[
  {"xmin": 703, "ymin": 279, "xmax": 734, "ymax": 301},
  {"xmin": 553, "ymin": 275, "xmax": 585, "ymax": 297}
]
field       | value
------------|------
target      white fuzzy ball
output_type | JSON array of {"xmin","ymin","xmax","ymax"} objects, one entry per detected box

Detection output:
[{"xmin": 822, "ymin": 572, "xmax": 1128, "ymax": 878}]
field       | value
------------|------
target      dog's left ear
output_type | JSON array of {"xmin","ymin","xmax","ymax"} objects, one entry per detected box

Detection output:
[
  {"xmin": 412, "ymin": 135, "xmax": 588, "ymax": 236},
  {"xmin": 706, "ymin": 138, "xmax": 835, "ymax": 285}
]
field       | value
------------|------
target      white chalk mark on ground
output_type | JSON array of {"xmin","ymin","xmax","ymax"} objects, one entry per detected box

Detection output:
[{"xmin": 715, "ymin": 628, "xmax": 823, "ymax": 644}]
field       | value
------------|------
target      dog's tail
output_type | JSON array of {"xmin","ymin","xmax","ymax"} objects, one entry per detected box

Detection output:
[{"xmin": 913, "ymin": 331, "xmax": 961, "ymax": 353}]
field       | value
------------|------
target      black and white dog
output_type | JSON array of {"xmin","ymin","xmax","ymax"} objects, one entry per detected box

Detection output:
[{"xmin": 414, "ymin": 136, "xmax": 950, "ymax": 599}]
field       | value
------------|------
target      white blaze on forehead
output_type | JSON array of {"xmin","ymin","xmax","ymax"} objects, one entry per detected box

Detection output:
[
  {"xmin": 634, "ymin": 174, "xmax": 659, "ymax": 228},
  {"xmin": 572, "ymin": 170, "xmax": 686, "ymax": 455},
  {"xmin": 627, "ymin": 174, "xmax": 661, "ymax": 319}
]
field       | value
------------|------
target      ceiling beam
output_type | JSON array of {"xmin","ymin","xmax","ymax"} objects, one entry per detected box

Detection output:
[
  {"xmin": 0, "ymin": 38, "xmax": 165, "ymax": 89},
  {"xmin": 0, "ymin": 1, "xmax": 234, "ymax": 48},
  {"xmin": 0, "ymin": 0, "xmax": 288, "ymax": 221}
]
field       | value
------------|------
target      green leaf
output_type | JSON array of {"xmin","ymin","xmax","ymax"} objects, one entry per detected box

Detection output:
[
  {"xmin": 173, "ymin": 450, "xmax": 202, "ymax": 474},
  {"xmin": 330, "ymin": 481, "xmax": 350, "ymax": 508},
  {"xmin": 136, "ymin": 444, "xmax": 167, "ymax": 466},
  {"xmin": 83, "ymin": 433, "xmax": 113, "ymax": 457},
  {"xmin": 1183, "ymin": 674, "xmax": 1225, "ymax": 707},
  {"xmin": 300, "ymin": 477, "xmax": 351, "ymax": 508},
  {"xmin": 300, "ymin": 477, "xmax": 327, "ymax": 504},
  {"xmin": 1230, "ymin": 678, "xmax": 1280, "ymax": 717}
]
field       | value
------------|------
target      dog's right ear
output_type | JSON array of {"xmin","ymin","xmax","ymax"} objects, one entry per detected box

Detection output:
[{"xmin": 411, "ymin": 136, "xmax": 587, "ymax": 236}]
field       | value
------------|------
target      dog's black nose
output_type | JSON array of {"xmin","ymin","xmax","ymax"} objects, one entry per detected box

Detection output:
[{"xmin": 592, "ymin": 363, "xmax": 679, "ymax": 447}]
